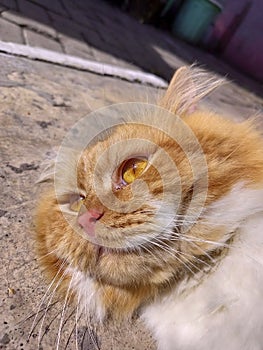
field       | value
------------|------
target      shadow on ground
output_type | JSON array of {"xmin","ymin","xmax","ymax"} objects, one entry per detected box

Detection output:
[{"xmin": 0, "ymin": 0, "xmax": 262, "ymax": 98}]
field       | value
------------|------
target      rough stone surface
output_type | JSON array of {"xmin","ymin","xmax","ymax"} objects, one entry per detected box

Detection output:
[
  {"xmin": 58, "ymin": 33, "xmax": 95, "ymax": 59},
  {"xmin": 23, "ymin": 28, "xmax": 62, "ymax": 52},
  {"xmin": 0, "ymin": 17, "xmax": 24, "ymax": 44},
  {"xmin": 1, "ymin": 10, "xmax": 57, "ymax": 38},
  {"xmin": 0, "ymin": 0, "xmax": 261, "ymax": 97}
]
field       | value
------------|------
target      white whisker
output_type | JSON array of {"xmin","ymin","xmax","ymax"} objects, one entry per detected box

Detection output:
[{"xmin": 56, "ymin": 270, "xmax": 75, "ymax": 350}]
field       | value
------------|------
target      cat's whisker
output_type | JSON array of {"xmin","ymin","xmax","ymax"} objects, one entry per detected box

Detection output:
[
  {"xmin": 76, "ymin": 324, "xmax": 86, "ymax": 350},
  {"xmin": 38, "ymin": 308, "xmax": 63, "ymax": 346},
  {"xmin": 135, "ymin": 232, "xmax": 199, "ymax": 276},
  {"xmin": 37, "ymin": 246, "xmax": 60, "ymax": 261},
  {"xmin": 147, "ymin": 239, "xmax": 204, "ymax": 276},
  {"xmin": 37, "ymin": 261, "xmax": 72, "ymax": 349},
  {"xmin": 58, "ymin": 306, "xmax": 77, "ymax": 350},
  {"xmin": 172, "ymin": 229, "xmax": 263, "ymax": 268},
  {"xmin": 134, "ymin": 221, "xmax": 216, "ymax": 270},
  {"xmin": 178, "ymin": 236, "xmax": 219, "ymax": 262},
  {"xmin": 81, "ymin": 283, "xmax": 101, "ymax": 350},
  {"xmin": 180, "ymin": 234, "xmax": 231, "ymax": 249},
  {"xmin": 76, "ymin": 284, "xmax": 99, "ymax": 350},
  {"xmin": 56, "ymin": 269, "xmax": 75, "ymax": 350},
  {"xmin": 76, "ymin": 275, "xmax": 94, "ymax": 346},
  {"xmin": 24, "ymin": 299, "xmax": 60, "ymax": 344},
  {"xmin": 19, "ymin": 299, "xmax": 59, "ymax": 327},
  {"xmin": 28, "ymin": 259, "xmax": 67, "ymax": 342},
  {"xmin": 152, "ymin": 235, "xmax": 214, "ymax": 269},
  {"xmin": 75, "ymin": 293, "xmax": 80, "ymax": 350}
]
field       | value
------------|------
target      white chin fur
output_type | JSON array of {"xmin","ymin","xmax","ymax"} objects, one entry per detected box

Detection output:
[
  {"xmin": 65, "ymin": 267, "xmax": 105, "ymax": 321},
  {"xmin": 141, "ymin": 184, "xmax": 263, "ymax": 350}
]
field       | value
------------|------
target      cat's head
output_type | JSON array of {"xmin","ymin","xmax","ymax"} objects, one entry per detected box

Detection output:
[{"xmin": 36, "ymin": 67, "xmax": 263, "ymax": 314}]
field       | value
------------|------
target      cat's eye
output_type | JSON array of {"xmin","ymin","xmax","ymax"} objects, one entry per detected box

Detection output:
[
  {"xmin": 69, "ymin": 194, "xmax": 85, "ymax": 212},
  {"xmin": 121, "ymin": 158, "xmax": 148, "ymax": 184}
]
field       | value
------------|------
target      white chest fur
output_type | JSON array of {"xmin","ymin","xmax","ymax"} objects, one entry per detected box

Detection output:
[
  {"xmin": 65, "ymin": 267, "xmax": 106, "ymax": 321},
  {"xmin": 142, "ymin": 212, "xmax": 263, "ymax": 350}
]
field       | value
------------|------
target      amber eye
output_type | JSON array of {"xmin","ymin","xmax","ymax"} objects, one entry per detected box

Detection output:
[
  {"xmin": 69, "ymin": 194, "xmax": 85, "ymax": 212},
  {"xmin": 121, "ymin": 158, "xmax": 148, "ymax": 184}
]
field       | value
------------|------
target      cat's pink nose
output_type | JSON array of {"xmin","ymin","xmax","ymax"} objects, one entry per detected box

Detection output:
[{"xmin": 78, "ymin": 209, "xmax": 104, "ymax": 237}]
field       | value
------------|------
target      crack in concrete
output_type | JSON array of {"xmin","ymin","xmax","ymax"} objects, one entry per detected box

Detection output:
[{"xmin": 6, "ymin": 163, "xmax": 39, "ymax": 174}]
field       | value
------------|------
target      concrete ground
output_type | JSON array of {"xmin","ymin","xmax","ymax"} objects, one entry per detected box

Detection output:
[{"xmin": 0, "ymin": 1, "xmax": 263, "ymax": 350}]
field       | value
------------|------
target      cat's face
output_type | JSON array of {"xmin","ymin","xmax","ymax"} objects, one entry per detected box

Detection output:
[
  {"xmin": 36, "ymin": 67, "xmax": 263, "ymax": 316},
  {"xmin": 53, "ymin": 120, "xmax": 196, "ymax": 288}
]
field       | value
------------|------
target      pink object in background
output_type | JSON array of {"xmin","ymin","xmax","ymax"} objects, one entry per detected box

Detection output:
[{"xmin": 211, "ymin": 0, "xmax": 263, "ymax": 82}]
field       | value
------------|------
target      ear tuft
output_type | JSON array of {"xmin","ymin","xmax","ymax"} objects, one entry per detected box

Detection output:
[
  {"xmin": 159, "ymin": 65, "xmax": 225, "ymax": 116},
  {"xmin": 36, "ymin": 147, "xmax": 58, "ymax": 184}
]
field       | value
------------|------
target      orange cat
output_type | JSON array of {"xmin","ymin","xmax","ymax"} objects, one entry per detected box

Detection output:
[{"xmin": 35, "ymin": 66, "xmax": 263, "ymax": 349}]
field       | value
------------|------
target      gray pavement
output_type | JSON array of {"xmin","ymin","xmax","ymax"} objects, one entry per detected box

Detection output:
[
  {"xmin": 0, "ymin": 0, "xmax": 262, "ymax": 97},
  {"xmin": 0, "ymin": 1, "xmax": 263, "ymax": 350}
]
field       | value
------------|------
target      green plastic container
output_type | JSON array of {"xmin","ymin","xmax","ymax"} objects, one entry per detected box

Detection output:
[{"xmin": 172, "ymin": 0, "xmax": 221, "ymax": 44}]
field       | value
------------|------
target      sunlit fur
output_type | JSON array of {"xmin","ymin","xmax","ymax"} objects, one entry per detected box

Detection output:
[{"xmin": 35, "ymin": 66, "xmax": 263, "ymax": 348}]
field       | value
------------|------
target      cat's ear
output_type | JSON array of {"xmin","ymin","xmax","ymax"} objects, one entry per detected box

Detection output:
[
  {"xmin": 36, "ymin": 147, "xmax": 58, "ymax": 184},
  {"xmin": 159, "ymin": 66, "xmax": 225, "ymax": 116}
]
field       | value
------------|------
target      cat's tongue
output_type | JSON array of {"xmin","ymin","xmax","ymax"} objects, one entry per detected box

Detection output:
[{"xmin": 78, "ymin": 209, "xmax": 102, "ymax": 238}]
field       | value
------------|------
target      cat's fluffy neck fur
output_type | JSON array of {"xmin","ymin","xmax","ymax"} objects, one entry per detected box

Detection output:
[{"xmin": 142, "ymin": 210, "xmax": 263, "ymax": 350}]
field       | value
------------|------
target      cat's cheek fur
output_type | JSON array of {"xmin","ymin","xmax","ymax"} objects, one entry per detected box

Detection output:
[{"xmin": 141, "ymin": 187, "xmax": 263, "ymax": 350}]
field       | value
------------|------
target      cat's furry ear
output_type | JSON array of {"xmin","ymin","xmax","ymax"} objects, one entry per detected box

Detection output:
[
  {"xmin": 36, "ymin": 147, "xmax": 58, "ymax": 184},
  {"xmin": 159, "ymin": 66, "xmax": 225, "ymax": 116}
]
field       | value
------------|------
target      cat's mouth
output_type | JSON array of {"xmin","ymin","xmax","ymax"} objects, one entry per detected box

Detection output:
[
  {"xmin": 95, "ymin": 245, "xmax": 105, "ymax": 262},
  {"xmin": 93, "ymin": 244, "xmax": 119, "ymax": 263},
  {"xmin": 93, "ymin": 243, "xmax": 130, "ymax": 263}
]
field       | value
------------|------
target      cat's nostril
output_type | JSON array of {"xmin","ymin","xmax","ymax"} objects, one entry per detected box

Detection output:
[
  {"xmin": 78, "ymin": 209, "xmax": 104, "ymax": 234},
  {"xmin": 89, "ymin": 209, "xmax": 104, "ymax": 221}
]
